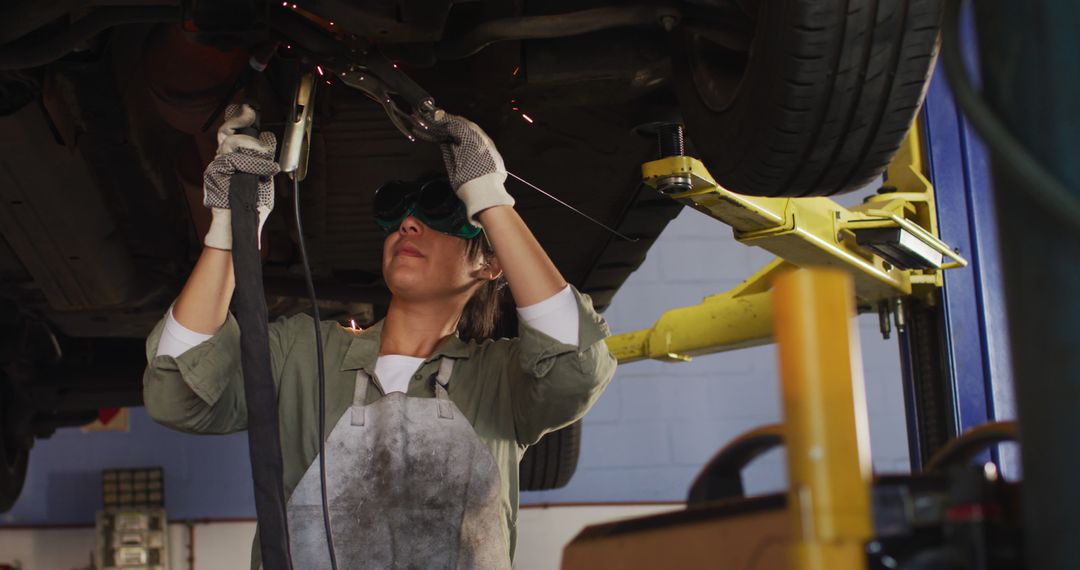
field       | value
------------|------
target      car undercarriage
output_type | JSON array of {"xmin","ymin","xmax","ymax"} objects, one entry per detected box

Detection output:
[{"xmin": 0, "ymin": 0, "xmax": 942, "ymax": 509}]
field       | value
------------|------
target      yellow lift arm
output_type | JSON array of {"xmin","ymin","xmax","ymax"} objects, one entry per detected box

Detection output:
[{"xmin": 606, "ymin": 122, "xmax": 967, "ymax": 363}]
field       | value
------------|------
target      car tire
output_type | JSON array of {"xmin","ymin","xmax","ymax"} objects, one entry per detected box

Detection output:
[
  {"xmin": 519, "ymin": 421, "xmax": 582, "ymax": 491},
  {"xmin": 672, "ymin": 0, "xmax": 943, "ymax": 197},
  {"xmin": 0, "ymin": 375, "xmax": 30, "ymax": 512}
]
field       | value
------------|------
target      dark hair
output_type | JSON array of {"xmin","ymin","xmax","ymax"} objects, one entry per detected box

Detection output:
[{"xmin": 457, "ymin": 233, "xmax": 506, "ymax": 342}]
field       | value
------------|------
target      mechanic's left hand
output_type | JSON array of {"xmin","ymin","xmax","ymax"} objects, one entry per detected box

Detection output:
[{"xmin": 433, "ymin": 111, "xmax": 515, "ymax": 224}]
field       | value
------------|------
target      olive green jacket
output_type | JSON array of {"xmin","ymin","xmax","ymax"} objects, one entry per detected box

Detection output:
[{"xmin": 142, "ymin": 286, "xmax": 616, "ymax": 565}]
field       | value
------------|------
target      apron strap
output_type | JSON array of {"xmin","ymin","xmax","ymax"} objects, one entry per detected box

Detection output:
[
  {"xmin": 434, "ymin": 358, "xmax": 455, "ymax": 420},
  {"xmin": 352, "ymin": 359, "xmax": 455, "ymax": 425},
  {"xmin": 351, "ymin": 369, "xmax": 370, "ymax": 426},
  {"xmin": 435, "ymin": 357, "xmax": 455, "ymax": 387}
]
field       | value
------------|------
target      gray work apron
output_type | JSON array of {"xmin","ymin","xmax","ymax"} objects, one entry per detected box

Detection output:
[{"xmin": 285, "ymin": 358, "xmax": 511, "ymax": 569}]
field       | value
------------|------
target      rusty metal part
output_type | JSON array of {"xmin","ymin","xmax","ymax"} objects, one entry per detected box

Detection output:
[
  {"xmin": 0, "ymin": 1, "xmax": 176, "ymax": 44},
  {"xmin": 138, "ymin": 23, "xmax": 266, "ymax": 251},
  {"xmin": 271, "ymin": 0, "xmax": 453, "ymax": 44},
  {"xmin": 605, "ymin": 259, "xmax": 786, "ymax": 363},
  {"xmin": 0, "ymin": 103, "xmax": 138, "ymax": 310},
  {"xmin": 0, "ymin": 6, "xmax": 181, "ymax": 70},
  {"xmin": 142, "ymin": 23, "xmax": 250, "ymax": 136},
  {"xmin": 437, "ymin": 5, "xmax": 682, "ymax": 60}
]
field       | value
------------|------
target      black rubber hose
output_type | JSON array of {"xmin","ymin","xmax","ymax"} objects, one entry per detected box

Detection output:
[
  {"xmin": 941, "ymin": 0, "xmax": 1080, "ymax": 232},
  {"xmin": 0, "ymin": 6, "xmax": 181, "ymax": 70},
  {"xmin": 292, "ymin": 176, "xmax": 339, "ymax": 569},
  {"xmin": 230, "ymin": 122, "xmax": 294, "ymax": 570},
  {"xmin": 686, "ymin": 424, "xmax": 784, "ymax": 504},
  {"xmin": 924, "ymin": 420, "xmax": 1018, "ymax": 473}
]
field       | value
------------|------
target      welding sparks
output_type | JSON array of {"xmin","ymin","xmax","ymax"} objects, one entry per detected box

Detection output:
[
  {"xmin": 350, "ymin": 319, "xmax": 358, "ymax": 330},
  {"xmin": 330, "ymin": 21, "xmax": 335, "ymax": 26},
  {"xmin": 392, "ymin": 63, "xmax": 399, "ymax": 69},
  {"xmin": 292, "ymin": 3, "xmax": 297, "ymax": 8},
  {"xmin": 521, "ymin": 113, "xmax": 534, "ymax": 124},
  {"xmin": 512, "ymin": 66, "xmax": 520, "ymax": 76},
  {"xmin": 316, "ymin": 65, "xmax": 325, "ymax": 76}
]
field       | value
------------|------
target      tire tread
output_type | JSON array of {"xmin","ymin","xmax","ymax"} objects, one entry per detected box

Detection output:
[
  {"xmin": 674, "ymin": 0, "xmax": 943, "ymax": 197},
  {"xmin": 518, "ymin": 421, "xmax": 582, "ymax": 491}
]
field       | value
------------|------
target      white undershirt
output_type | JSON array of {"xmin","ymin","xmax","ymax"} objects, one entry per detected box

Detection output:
[
  {"xmin": 516, "ymin": 284, "xmax": 578, "ymax": 345},
  {"xmin": 157, "ymin": 285, "xmax": 580, "ymax": 394},
  {"xmin": 373, "ymin": 285, "xmax": 579, "ymax": 393},
  {"xmin": 373, "ymin": 355, "xmax": 427, "ymax": 394},
  {"xmin": 157, "ymin": 310, "xmax": 214, "ymax": 355}
]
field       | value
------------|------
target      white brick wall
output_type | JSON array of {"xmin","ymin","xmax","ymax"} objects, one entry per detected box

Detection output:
[
  {"xmin": 0, "ymin": 506, "xmax": 685, "ymax": 570},
  {"xmin": 523, "ymin": 200, "xmax": 912, "ymax": 504}
]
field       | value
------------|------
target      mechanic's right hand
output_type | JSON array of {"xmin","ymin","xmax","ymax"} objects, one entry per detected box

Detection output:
[{"xmin": 202, "ymin": 104, "xmax": 280, "ymax": 251}]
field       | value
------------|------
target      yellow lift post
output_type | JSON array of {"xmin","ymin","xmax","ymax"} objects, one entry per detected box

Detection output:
[{"xmin": 774, "ymin": 268, "xmax": 873, "ymax": 570}]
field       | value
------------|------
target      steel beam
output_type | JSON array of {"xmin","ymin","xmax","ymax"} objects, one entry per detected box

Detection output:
[
  {"xmin": 641, "ymin": 135, "xmax": 966, "ymax": 308},
  {"xmin": 610, "ymin": 128, "xmax": 968, "ymax": 365},
  {"xmin": 604, "ymin": 259, "xmax": 789, "ymax": 363}
]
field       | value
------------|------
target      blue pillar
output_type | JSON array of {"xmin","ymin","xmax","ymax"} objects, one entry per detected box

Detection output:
[
  {"xmin": 900, "ymin": 6, "xmax": 1015, "ymax": 473},
  {"xmin": 972, "ymin": 1, "xmax": 1080, "ymax": 568}
]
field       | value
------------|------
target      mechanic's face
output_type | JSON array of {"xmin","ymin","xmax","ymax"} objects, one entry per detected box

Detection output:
[{"xmin": 382, "ymin": 215, "xmax": 487, "ymax": 302}]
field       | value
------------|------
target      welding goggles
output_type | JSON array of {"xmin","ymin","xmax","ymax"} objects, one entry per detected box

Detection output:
[{"xmin": 373, "ymin": 177, "xmax": 481, "ymax": 239}]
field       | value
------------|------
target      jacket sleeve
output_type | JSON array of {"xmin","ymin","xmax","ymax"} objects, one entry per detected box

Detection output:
[
  {"xmin": 142, "ymin": 310, "xmax": 300, "ymax": 434},
  {"xmin": 504, "ymin": 286, "xmax": 617, "ymax": 445}
]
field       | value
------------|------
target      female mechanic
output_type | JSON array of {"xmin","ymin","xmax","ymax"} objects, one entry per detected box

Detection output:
[{"xmin": 142, "ymin": 104, "xmax": 617, "ymax": 568}]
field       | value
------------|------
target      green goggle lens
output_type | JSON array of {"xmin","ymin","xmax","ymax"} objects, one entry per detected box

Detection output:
[{"xmin": 373, "ymin": 178, "xmax": 481, "ymax": 239}]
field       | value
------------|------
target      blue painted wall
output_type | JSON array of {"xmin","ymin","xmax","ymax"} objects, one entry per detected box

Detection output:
[{"xmin": 3, "ymin": 408, "xmax": 255, "ymax": 524}]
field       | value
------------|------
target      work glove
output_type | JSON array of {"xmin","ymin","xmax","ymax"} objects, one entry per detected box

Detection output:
[
  {"xmin": 202, "ymin": 104, "xmax": 279, "ymax": 250},
  {"xmin": 433, "ymin": 111, "xmax": 515, "ymax": 225}
]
